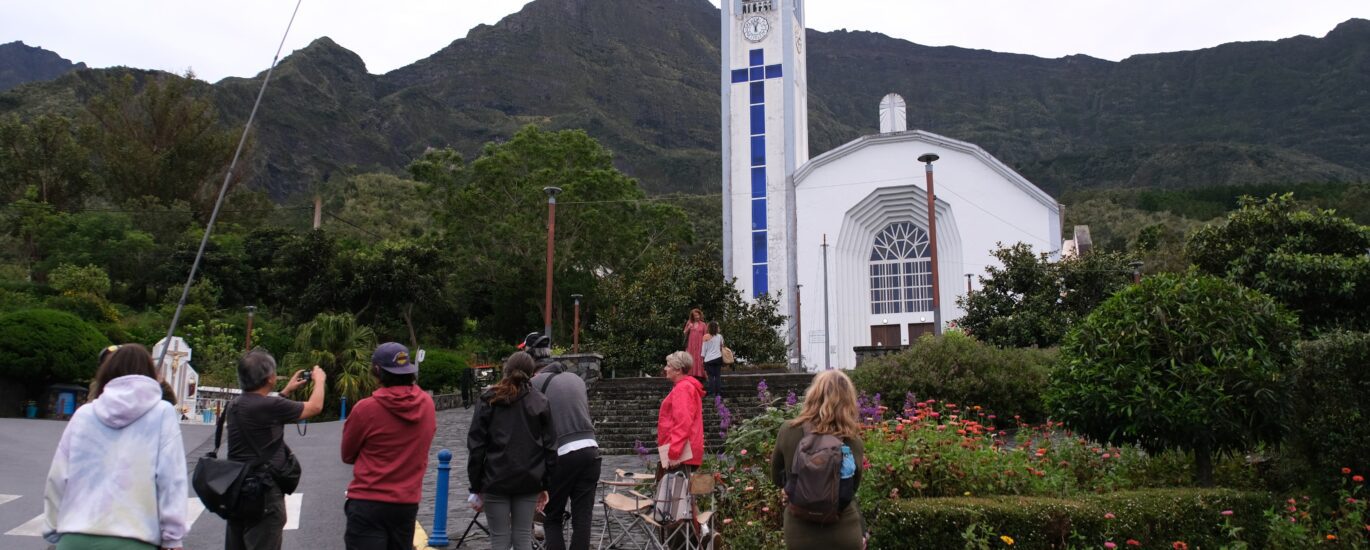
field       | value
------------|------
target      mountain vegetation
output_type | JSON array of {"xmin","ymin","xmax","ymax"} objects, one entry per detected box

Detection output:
[{"xmin": 1, "ymin": 0, "xmax": 1368, "ymax": 200}]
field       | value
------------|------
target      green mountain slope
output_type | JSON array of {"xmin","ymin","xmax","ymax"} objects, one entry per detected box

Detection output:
[{"xmin": 2, "ymin": 0, "xmax": 1367, "ymax": 199}]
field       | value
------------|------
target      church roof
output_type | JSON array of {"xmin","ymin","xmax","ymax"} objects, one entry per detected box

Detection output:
[{"xmin": 793, "ymin": 129, "xmax": 1059, "ymax": 211}]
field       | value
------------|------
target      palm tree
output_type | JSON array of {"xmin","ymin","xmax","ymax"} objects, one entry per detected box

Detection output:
[{"xmin": 283, "ymin": 312, "xmax": 377, "ymax": 407}]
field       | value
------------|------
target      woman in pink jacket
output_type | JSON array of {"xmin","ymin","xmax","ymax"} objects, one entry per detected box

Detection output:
[{"xmin": 657, "ymin": 351, "xmax": 705, "ymax": 471}]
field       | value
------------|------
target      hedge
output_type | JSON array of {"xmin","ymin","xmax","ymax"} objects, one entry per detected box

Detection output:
[
  {"xmin": 1290, "ymin": 331, "xmax": 1370, "ymax": 492},
  {"xmin": 866, "ymin": 488, "xmax": 1269, "ymax": 549}
]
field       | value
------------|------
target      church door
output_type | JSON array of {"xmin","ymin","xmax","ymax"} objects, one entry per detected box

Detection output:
[
  {"xmin": 908, "ymin": 323, "xmax": 934, "ymax": 342},
  {"xmin": 870, "ymin": 324, "xmax": 901, "ymax": 347}
]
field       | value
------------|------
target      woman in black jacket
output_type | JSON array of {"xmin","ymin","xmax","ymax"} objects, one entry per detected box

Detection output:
[{"xmin": 467, "ymin": 351, "xmax": 555, "ymax": 550}]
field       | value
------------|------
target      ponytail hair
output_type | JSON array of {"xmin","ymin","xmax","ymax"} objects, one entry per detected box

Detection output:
[{"xmin": 490, "ymin": 351, "xmax": 536, "ymax": 405}]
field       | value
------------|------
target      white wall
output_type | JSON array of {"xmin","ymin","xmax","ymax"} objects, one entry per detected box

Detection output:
[{"xmin": 793, "ymin": 132, "xmax": 1060, "ymax": 370}]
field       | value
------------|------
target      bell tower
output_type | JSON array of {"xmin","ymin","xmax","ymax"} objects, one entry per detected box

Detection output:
[{"xmin": 721, "ymin": 0, "xmax": 808, "ymax": 349}]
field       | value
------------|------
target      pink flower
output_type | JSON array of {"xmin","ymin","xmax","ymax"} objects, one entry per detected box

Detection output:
[
  {"xmin": 1126, "ymin": 541, "xmax": 1141, "ymax": 547},
  {"xmin": 1221, "ymin": 510, "xmax": 1233, "ymax": 516},
  {"xmin": 740, "ymin": 449, "xmax": 748, "ymax": 456},
  {"xmin": 1105, "ymin": 543, "xmax": 1117, "ymax": 549},
  {"xmin": 1104, "ymin": 512, "xmax": 1116, "ymax": 520}
]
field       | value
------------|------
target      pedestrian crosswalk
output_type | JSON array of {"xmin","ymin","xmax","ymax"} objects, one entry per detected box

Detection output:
[{"xmin": 1, "ymin": 493, "xmax": 306, "ymax": 537}]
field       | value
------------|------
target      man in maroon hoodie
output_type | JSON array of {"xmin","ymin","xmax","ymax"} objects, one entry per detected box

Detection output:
[{"xmin": 341, "ymin": 342, "xmax": 438, "ymax": 550}]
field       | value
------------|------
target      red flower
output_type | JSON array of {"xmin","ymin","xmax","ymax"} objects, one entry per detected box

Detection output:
[
  {"xmin": 1126, "ymin": 541, "xmax": 1141, "ymax": 547},
  {"xmin": 1355, "ymin": 475, "xmax": 1365, "ymax": 484},
  {"xmin": 1173, "ymin": 543, "xmax": 1188, "ymax": 550},
  {"xmin": 1343, "ymin": 467, "xmax": 1353, "ymax": 475}
]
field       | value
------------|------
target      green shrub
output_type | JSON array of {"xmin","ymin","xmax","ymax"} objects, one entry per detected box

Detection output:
[
  {"xmin": 48, "ymin": 264, "xmax": 111, "ymax": 298},
  {"xmin": 866, "ymin": 489, "xmax": 1271, "ymax": 549},
  {"xmin": 1047, "ymin": 272, "xmax": 1299, "ymax": 485},
  {"xmin": 850, "ymin": 332, "xmax": 1056, "ymax": 422},
  {"xmin": 45, "ymin": 293, "xmax": 118, "ymax": 323},
  {"xmin": 1290, "ymin": 331, "xmax": 1370, "ymax": 492},
  {"xmin": 0, "ymin": 309, "xmax": 111, "ymax": 388},
  {"xmin": 418, "ymin": 348, "xmax": 468, "ymax": 393}
]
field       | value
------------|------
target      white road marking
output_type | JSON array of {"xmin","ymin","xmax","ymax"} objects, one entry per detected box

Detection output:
[
  {"xmin": 284, "ymin": 493, "xmax": 303, "ymax": 530},
  {"xmin": 0, "ymin": 494, "xmax": 18, "ymax": 507},
  {"xmin": 186, "ymin": 497, "xmax": 206, "ymax": 527},
  {"xmin": 5, "ymin": 514, "xmax": 45, "ymax": 537}
]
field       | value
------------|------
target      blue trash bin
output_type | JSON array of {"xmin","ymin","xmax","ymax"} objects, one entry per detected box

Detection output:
[
  {"xmin": 202, "ymin": 409, "xmax": 213, "ymax": 424},
  {"xmin": 58, "ymin": 392, "xmax": 75, "ymax": 416}
]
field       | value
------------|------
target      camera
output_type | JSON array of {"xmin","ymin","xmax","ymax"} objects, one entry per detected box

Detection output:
[{"xmin": 297, "ymin": 371, "xmax": 311, "ymax": 382}]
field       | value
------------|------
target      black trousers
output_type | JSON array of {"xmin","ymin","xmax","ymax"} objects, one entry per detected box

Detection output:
[
  {"xmin": 226, "ymin": 485, "xmax": 285, "ymax": 550},
  {"xmin": 543, "ymin": 446, "xmax": 602, "ymax": 550},
  {"xmin": 704, "ymin": 359, "xmax": 724, "ymax": 397},
  {"xmin": 344, "ymin": 498, "xmax": 419, "ymax": 550}
]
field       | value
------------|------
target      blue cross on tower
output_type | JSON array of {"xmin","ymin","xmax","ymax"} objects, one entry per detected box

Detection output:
[{"xmin": 732, "ymin": 49, "xmax": 782, "ymax": 297}]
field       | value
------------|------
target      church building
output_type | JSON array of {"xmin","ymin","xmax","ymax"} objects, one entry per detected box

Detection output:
[{"xmin": 720, "ymin": 0, "xmax": 1063, "ymax": 370}]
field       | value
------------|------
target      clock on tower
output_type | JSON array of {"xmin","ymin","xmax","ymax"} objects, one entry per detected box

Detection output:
[{"xmin": 721, "ymin": 0, "xmax": 809, "ymax": 359}]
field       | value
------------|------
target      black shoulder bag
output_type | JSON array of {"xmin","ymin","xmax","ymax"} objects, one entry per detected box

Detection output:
[{"xmin": 192, "ymin": 402, "xmax": 269, "ymax": 521}]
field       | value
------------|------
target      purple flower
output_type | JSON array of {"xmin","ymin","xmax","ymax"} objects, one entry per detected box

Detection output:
[
  {"xmin": 857, "ymin": 392, "xmax": 883, "ymax": 422},
  {"xmin": 716, "ymin": 395, "xmax": 733, "ymax": 438},
  {"xmin": 903, "ymin": 392, "xmax": 918, "ymax": 419},
  {"xmin": 634, "ymin": 439, "xmax": 650, "ymax": 458},
  {"xmin": 757, "ymin": 379, "xmax": 771, "ymax": 403},
  {"xmin": 785, "ymin": 390, "xmax": 798, "ymax": 408}
]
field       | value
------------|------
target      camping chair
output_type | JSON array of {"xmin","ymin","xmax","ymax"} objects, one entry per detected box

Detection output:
[
  {"xmin": 597, "ymin": 469, "xmax": 664, "ymax": 550},
  {"xmin": 644, "ymin": 471, "xmax": 722, "ymax": 550},
  {"xmin": 453, "ymin": 508, "xmax": 490, "ymax": 548}
]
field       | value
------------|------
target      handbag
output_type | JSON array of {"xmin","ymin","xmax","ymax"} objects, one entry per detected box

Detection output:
[
  {"xmin": 192, "ymin": 403, "xmax": 268, "ymax": 521},
  {"xmin": 653, "ymin": 469, "xmax": 693, "ymax": 523},
  {"xmin": 721, "ymin": 346, "xmax": 735, "ymax": 365}
]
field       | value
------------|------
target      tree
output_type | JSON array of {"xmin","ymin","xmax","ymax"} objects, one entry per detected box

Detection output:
[
  {"xmin": 282, "ymin": 312, "xmax": 377, "ymax": 407},
  {"xmin": 433, "ymin": 126, "xmax": 691, "ymax": 340},
  {"xmin": 0, "ymin": 114, "xmax": 94, "ymax": 210},
  {"xmin": 1186, "ymin": 194, "xmax": 1370, "ymax": 332},
  {"xmin": 81, "ymin": 72, "xmax": 240, "ymax": 212},
  {"xmin": 589, "ymin": 248, "xmax": 785, "ymax": 376},
  {"xmin": 0, "ymin": 309, "xmax": 111, "ymax": 389},
  {"xmin": 336, "ymin": 240, "xmax": 452, "ymax": 348},
  {"xmin": 48, "ymin": 264, "xmax": 111, "ymax": 298},
  {"xmin": 956, "ymin": 243, "xmax": 1133, "ymax": 348},
  {"xmin": 1045, "ymin": 272, "xmax": 1299, "ymax": 485}
]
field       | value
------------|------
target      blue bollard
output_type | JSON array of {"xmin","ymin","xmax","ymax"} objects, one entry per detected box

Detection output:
[
  {"xmin": 340, "ymin": 396, "xmax": 348, "ymax": 421},
  {"xmin": 428, "ymin": 449, "xmax": 452, "ymax": 547}
]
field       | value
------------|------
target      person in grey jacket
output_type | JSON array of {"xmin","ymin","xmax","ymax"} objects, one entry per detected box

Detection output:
[
  {"xmin": 467, "ymin": 351, "xmax": 555, "ymax": 550},
  {"xmin": 526, "ymin": 333, "xmax": 601, "ymax": 550}
]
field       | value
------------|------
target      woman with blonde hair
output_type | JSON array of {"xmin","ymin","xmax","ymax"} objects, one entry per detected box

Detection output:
[
  {"xmin": 770, "ymin": 369, "xmax": 866, "ymax": 550},
  {"xmin": 656, "ymin": 351, "xmax": 705, "ymax": 471}
]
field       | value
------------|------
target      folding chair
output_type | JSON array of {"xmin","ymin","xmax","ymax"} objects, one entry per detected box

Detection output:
[
  {"xmin": 645, "ymin": 471, "xmax": 722, "ymax": 550},
  {"xmin": 597, "ymin": 469, "xmax": 664, "ymax": 550},
  {"xmin": 453, "ymin": 509, "xmax": 490, "ymax": 548}
]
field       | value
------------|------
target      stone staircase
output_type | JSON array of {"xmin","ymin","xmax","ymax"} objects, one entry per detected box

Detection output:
[{"xmin": 589, "ymin": 372, "xmax": 815, "ymax": 455}]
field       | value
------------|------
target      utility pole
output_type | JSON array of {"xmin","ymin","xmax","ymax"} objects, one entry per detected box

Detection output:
[
  {"xmin": 244, "ymin": 306, "xmax": 256, "ymax": 351},
  {"xmin": 543, "ymin": 187, "xmax": 562, "ymax": 341},
  {"xmin": 795, "ymin": 284, "xmax": 803, "ymax": 369},
  {"xmin": 822, "ymin": 234, "xmax": 831, "ymax": 370},
  {"xmin": 918, "ymin": 153, "xmax": 943, "ymax": 336},
  {"xmin": 313, "ymin": 195, "xmax": 322, "ymax": 230},
  {"xmin": 965, "ymin": 273, "xmax": 974, "ymax": 296},
  {"xmin": 571, "ymin": 294, "xmax": 583, "ymax": 354}
]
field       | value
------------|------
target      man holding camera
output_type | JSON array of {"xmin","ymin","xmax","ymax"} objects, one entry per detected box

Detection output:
[
  {"xmin": 226, "ymin": 350, "xmax": 326, "ymax": 550},
  {"xmin": 525, "ymin": 333, "xmax": 600, "ymax": 550}
]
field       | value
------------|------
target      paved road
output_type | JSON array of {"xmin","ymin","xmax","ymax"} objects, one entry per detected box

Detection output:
[{"xmin": 1, "ymin": 408, "xmax": 655, "ymax": 550}]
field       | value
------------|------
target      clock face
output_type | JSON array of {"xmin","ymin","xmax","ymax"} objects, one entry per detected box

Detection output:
[{"xmin": 743, "ymin": 16, "xmax": 770, "ymax": 42}]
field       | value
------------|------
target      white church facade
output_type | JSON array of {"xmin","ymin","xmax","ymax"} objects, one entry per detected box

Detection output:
[{"xmin": 720, "ymin": 0, "xmax": 1063, "ymax": 370}]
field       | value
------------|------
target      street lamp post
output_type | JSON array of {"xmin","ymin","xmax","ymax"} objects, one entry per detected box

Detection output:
[
  {"xmin": 571, "ymin": 294, "xmax": 583, "ymax": 354},
  {"xmin": 917, "ymin": 153, "xmax": 942, "ymax": 336},
  {"xmin": 543, "ymin": 187, "xmax": 562, "ymax": 341},
  {"xmin": 1130, "ymin": 260, "xmax": 1145, "ymax": 285},
  {"xmin": 965, "ymin": 273, "xmax": 973, "ymax": 296}
]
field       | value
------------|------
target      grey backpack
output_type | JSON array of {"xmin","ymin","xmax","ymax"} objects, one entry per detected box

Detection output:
[{"xmin": 784, "ymin": 424, "xmax": 845, "ymax": 524}]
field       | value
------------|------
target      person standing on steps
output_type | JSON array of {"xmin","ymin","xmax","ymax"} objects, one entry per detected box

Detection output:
[
  {"xmin": 526, "ymin": 332, "xmax": 601, "ymax": 550},
  {"xmin": 682, "ymin": 308, "xmax": 707, "ymax": 380},
  {"xmin": 341, "ymin": 342, "xmax": 437, "ymax": 550},
  {"xmin": 700, "ymin": 322, "xmax": 725, "ymax": 399},
  {"xmin": 225, "ymin": 350, "xmax": 326, "ymax": 550},
  {"xmin": 467, "ymin": 351, "xmax": 556, "ymax": 550}
]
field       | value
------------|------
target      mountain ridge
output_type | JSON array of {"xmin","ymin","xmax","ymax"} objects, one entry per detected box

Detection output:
[{"xmin": 1, "ymin": 0, "xmax": 1366, "ymax": 199}]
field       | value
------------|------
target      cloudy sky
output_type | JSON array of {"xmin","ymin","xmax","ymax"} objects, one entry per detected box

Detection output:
[{"xmin": 2, "ymin": 0, "xmax": 1366, "ymax": 83}]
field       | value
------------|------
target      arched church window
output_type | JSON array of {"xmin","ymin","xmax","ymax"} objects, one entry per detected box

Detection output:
[{"xmin": 869, "ymin": 221, "xmax": 933, "ymax": 315}]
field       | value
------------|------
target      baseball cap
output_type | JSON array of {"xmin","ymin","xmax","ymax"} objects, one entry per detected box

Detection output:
[{"xmin": 372, "ymin": 342, "xmax": 417, "ymax": 375}]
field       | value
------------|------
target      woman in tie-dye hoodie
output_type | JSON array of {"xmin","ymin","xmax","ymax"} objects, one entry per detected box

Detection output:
[{"xmin": 43, "ymin": 344, "xmax": 189, "ymax": 549}]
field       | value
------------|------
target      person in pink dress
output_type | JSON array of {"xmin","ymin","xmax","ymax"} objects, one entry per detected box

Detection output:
[{"xmin": 682, "ymin": 308, "xmax": 707, "ymax": 379}]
